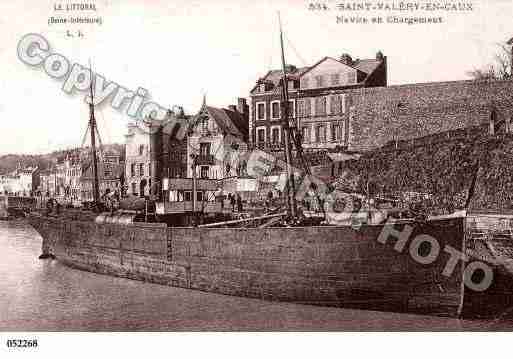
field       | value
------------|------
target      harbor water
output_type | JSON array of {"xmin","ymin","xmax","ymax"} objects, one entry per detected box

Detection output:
[{"xmin": 1, "ymin": 220, "xmax": 512, "ymax": 331}]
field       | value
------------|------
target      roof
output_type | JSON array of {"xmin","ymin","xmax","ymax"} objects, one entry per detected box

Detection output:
[
  {"xmin": 261, "ymin": 67, "xmax": 310, "ymax": 86},
  {"xmin": 223, "ymin": 107, "xmax": 248, "ymax": 138},
  {"xmin": 251, "ymin": 55, "xmax": 383, "ymax": 94},
  {"xmin": 352, "ymin": 58, "xmax": 382, "ymax": 76},
  {"xmin": 250, "ymin": 66, "xmax": 309, "ymax": 94},
  {"xmin": 193, "ymin": 105, "xmax": 248, "ymax": 140}
]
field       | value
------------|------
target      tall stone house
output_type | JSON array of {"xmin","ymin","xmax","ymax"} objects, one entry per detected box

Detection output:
[
  {"xmin": 248, "ymin": 52, "xmax": 387, "ymax": 152},
  {"xmin": 80, "ymin": 149, "xmax": 125, "ymax": 201},
  {"xmin": 61, "ymin": 153, "xmax": 82, "ymax": 200},
  {"xmin": 187, "ymin": 98, "xmax": 249, "ymax": 180},
  {"xmin": 125, "ymin": 109, "xmax": 190, "ymax": 197}
]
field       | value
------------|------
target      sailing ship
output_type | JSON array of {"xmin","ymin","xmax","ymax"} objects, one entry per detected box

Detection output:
[{"xmin": 27, "ymin": 21, "xmax": 513, "ymax": 318}]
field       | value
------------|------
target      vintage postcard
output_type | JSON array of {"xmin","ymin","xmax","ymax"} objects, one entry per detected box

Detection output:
[{"xmin": 1, "ymin": 0, "xmax": 512, "ymax": 357}]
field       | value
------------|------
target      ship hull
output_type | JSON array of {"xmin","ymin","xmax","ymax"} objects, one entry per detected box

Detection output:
[{"xmin": 28, "ymin": 214, "xmax": 481, "ymax": 317}]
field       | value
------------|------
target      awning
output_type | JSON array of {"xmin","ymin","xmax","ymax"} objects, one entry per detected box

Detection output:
[{"xmin": 327, "ymin": 153, "xmax": 361, "ymax": 162}]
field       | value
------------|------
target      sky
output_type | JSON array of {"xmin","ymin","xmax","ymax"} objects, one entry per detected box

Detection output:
[{"xmin": 0, "ymin": 0, "xmax": 512, "ymax": 155}]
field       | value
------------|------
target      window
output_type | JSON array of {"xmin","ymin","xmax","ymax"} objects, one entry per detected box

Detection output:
[
  {"xmin": 331, "ymin": 73, "xmax": 340, "ymax": 86},
  {"xmin": 271, "ymin": 101, "xmax": 280, "ymax": 119},
  {"xmin": 200, "ymin": 166, "xmax": 209, "ymax": 179},
  {"xmin": 315, "ymin": 75, "xmax": 324, "ymax": 88},
  {"xmin": 315, "ymin": 97, "xmax": 327, "ymax": 116},
  {"xmin": 184, "ymin": 191, "xmax": 192, "ymax": 201},
  {"xmin": 199, "ymin": 142, "xmax": 211, "ymax": 157},
  {"xmin": 301, "ymin": 127, "xmax": 310, "ymax": 143},
  {"xmin": 330, "ymin": 95, "xmax": 342, "ymax": 114},
  {"xmin": 302, "ymin": 77, "xmax": 309, "ymax": 89},
  {"xmin": 139, "ymin": 163, "xmax": 144, "ymax": 176},
  {"xmin": 331, "ymin": 124, "xmax": 340, "ymax": 141},
  {"xmin": 197, "ymin": 191, "xmax": 204, "ymax": 202},
  {"xmin": 271, "ymin": 127, "xmax": 280, "ymax": 144},
  {"xmin": 304, "ymin": 98, "xmax": 311, "ymax": 116},
  {"xmin": 257, "ymin": 128, "xmax": 266, "ymax": 143},
  {"xmin": 259, "ymin": 84, "xmax": 266, "ymax": 93},
  {"xmin": 298, "ymin": 100, "xmax": 304, "ymax": 118},
  {"xmin": 256, "ymin": 102, "xmax": 265, "ymax": 120},
  {"xmin": 316, "ymin": 125, "xmax": 326, "ymax": 143},
  {"xmin": 131, "ymin": 183, "xmax": 136, "ymax": 194},
  {"xmin": 288, "ymin": 100, "xmax": 295, "ymax": 118},
  {"xmin": 201, "ymin": 117, "xmax": 208, "ymax": 131},
  {"xmin": 138, "ymin": 145, "xmax": 144, "ymax": 156},
  {"xmin": 104, "ymin": 169, "xmax": 112, "ymax": 178}
]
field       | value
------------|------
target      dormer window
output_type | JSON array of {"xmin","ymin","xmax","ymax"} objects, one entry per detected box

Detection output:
[
  {"xmin": 331, "ymin": 73, "xmax": 340, "ymax": 86},
  {"xmin": 315, "ymin": 75, "xmax": 324, "ymax": 88},
  {"xmin": 201, "ymin": 117, "xmax": 208, "ymax": 131},
  {"xmin": 260, "ymin": 84, "xmax": 266, "ymax": 92}
]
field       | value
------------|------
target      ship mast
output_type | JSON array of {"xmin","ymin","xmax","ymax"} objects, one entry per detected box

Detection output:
[
  {"xmin": 278, "ymin": 13, "xmax": 297, "ymax": 219},
  {"xmin": 88, "ymin": 64, "xmax": 100, "ymax": 209}
]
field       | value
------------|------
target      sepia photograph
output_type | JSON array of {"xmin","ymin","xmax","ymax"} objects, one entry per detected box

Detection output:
[{"xmin": 1, "ymin": 0, "xmax": 513, "ymax": 357}]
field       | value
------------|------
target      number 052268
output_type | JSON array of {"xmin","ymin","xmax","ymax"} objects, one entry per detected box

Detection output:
[{"xmin": 6, "ymin": 339, "xmax": 38, "ymax": 348}]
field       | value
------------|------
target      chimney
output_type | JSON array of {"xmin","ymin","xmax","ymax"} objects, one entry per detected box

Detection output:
[
  {"xmin": 237, "ymin": 97, "xmax": 249, "ymax": 115},
  {"xmin": 339, "ymin": 53, "xmax": 353, "ymax": 66},
  {"xmin": 237, "ymin": 97, "xmax": 249, "ymax": 120}
]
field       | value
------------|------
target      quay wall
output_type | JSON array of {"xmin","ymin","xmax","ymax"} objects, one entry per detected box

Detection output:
[
  {"xmin": 31, "ymin": 216, "xmax": 466, "ymax": 316},
  {"xmin": 0, "ymin": 196, "xmax": 36, "ymax": 218}
]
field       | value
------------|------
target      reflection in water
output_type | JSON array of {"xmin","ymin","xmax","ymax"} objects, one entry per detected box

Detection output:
[{"xmin": 0, "ymin": 220, "xmax": 511, "ymax": 331}]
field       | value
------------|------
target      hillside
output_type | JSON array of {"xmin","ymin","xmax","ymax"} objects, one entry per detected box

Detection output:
[
  {"xmin": 339, "ymin": 131, "xmax": 513, "ymax": 215},
  {"xmin": 0, "ymin": 144, "xmax": 125, "ymax": 174}
]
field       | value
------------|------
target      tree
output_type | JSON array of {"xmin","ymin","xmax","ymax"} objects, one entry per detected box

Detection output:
[{"xmin": 467, "ymin": 43, "xmax": 512, "ymax": 81}]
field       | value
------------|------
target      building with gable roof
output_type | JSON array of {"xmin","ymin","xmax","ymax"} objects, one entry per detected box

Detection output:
[
  {"xmin": 186, "ymin": 97, "xmax": 249, "ymax": 180},
  {"xmin": 125, "ymin": 108, "xmax": 191, "ymax": 197},
  {"xmin": 80, "ymin": 148, "xmax": 124, "ymax": 201}
]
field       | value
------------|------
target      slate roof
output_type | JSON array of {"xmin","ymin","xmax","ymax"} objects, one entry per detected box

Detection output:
[
  {"xmin": 260, "ymin": 67, "xmax": 310, "ymax": 87},
  {"xmin": 251, "ymin": 56, "xmax": 383, "ymax": 94},
  {"xmin": 352, "ymin": 58, "xmax": 381, "ymax": 75},
  {"xmin": 193, "ymin": 106, "xmax": 248, "ymax": 140}
]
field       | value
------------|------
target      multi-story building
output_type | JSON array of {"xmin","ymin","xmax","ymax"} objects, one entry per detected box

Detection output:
[
  {"xmin": 125, "ymin": 109, "xmax": 190, "ymax": 197},
  {"xmin": 80, "ymin": 149, "xmax": 125, "ymax": 201},
  {"xmin": 187, "ymin": 98, "xmax": 249, "ymax": 180},
  {"xmin": 61, "ymin": 153, "xmax": 82, "ymax": 200},
  {"xmin": 249, "ymin": 52, "xmax": 387, "ymax": 151},
  {"xmin": 39, "ymin": 170, "xmax": 57, "ymax": 197},
  {"xmin": 125, "ymin": 122, "xmax": 152, "ymax": 197},
  {"xmin": 0, "ymin": 165, "xmax": 40, "ymax": 196}
]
